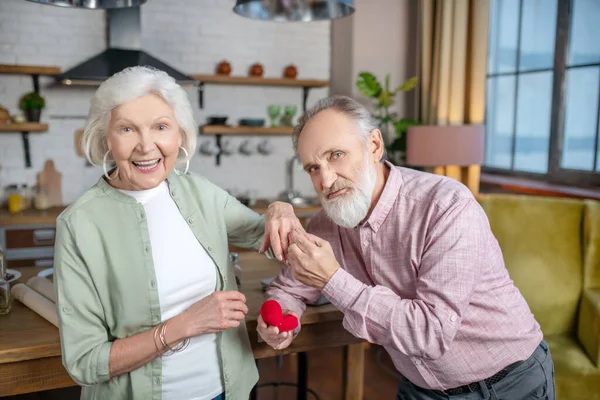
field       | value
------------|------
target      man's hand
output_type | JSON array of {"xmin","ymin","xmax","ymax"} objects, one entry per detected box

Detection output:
[
  {"xmin": 256, "ymin": 311, "xmax": 298, "ymax": 350},
  {"xmin": 260, "ymin": 201, "xmax": 306, "ymax": 261},
  {"xmin": 286, "ymin": 229, "xmax": 340, "ymax": 290}
]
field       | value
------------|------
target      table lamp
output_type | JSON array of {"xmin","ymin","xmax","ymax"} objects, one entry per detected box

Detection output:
[{"xmin": 406, "ymin": 124, "xmax": 485, "ymax": 193}]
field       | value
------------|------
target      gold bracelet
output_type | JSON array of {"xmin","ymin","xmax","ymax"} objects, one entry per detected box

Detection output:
[
  {"xmin": 159, "ymin": 319, "xmax": 189, "ymax": 355},
  {"xmin": 153, "ymin": 323, "xmax": 164, "ymax": 356}
]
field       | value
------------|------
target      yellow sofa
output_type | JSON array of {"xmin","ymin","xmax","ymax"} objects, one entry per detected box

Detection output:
[{"xmin": 478, "ymin": 194, "xmax": 600, "ymax": 400}]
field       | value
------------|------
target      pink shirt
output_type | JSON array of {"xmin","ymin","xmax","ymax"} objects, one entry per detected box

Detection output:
[{"xmin": 266, "ymin": 162, "xmax": 542, "ymax": 391}]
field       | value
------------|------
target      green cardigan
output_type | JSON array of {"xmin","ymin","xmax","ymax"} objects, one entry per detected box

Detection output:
[{"xmin": 53, "ymin": 172, "xmax": 268, "ymax": 399}]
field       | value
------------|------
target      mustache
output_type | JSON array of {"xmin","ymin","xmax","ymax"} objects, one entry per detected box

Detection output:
[{"xmin": 322, "ymin": 180, "xmax": 354, "ymax": 198}]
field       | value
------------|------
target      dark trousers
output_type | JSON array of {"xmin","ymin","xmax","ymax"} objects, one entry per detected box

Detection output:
[{"xmin": 396, "ymin": 341, "xmax": 555, "ymax": 400}]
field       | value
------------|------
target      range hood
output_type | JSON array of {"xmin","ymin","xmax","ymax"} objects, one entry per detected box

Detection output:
[{"xmin": 56, "ymin": 7, "xmax": 196, "ymax": 86}]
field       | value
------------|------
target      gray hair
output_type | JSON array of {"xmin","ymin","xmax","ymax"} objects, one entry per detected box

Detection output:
[
  {"xmin": 82, "ymin": 66, "xmax": 197, "ymax": 166},
  {"xmin": 293, "ymin": 95, "xmax": 382, "ymax": 156}
]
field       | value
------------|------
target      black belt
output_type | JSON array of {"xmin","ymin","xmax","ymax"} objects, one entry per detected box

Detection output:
[{"xmin": 442, "ymin": 358, "xmax": 526, "ymax": 396}]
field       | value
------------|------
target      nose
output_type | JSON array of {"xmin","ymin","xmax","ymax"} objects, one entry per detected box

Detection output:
[
  {"xmin": 137, "ymin": 130, "xmax": 156, "ymax": 154},
  {"xmin": 319, "ymin": 166, "xmax": 337, "ymax": 191}
]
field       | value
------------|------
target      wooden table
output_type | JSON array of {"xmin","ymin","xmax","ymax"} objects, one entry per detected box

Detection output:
[{"xmin": 0, "ymin": 252, "xmax": 365, "ymax": 399}]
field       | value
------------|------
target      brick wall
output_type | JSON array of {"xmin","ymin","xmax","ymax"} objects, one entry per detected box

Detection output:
[{"xmin": 0, "ymin": 0, "xmax": 330, "ymax": 204}]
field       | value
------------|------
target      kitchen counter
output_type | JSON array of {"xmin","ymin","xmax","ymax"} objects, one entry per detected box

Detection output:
[
  {"xmin": 0, "ymin": 252, "xmax": 365, "ymax": 398},
  {"xmin": 0, "ymin": 200, "xmax": 321, "ymax": 227}
]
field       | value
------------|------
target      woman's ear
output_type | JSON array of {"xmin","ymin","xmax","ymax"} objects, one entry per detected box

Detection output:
[{"xmin": 369, "ymin": 129, "xmax": 385, "ymax": 162}]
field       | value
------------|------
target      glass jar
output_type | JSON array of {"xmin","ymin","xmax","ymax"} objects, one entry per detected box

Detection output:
[{"xmin": 7, "ymin": 184, "xmax": 23, "ymax": 214}]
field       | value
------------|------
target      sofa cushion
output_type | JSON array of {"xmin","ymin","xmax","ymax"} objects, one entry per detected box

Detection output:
[
  {"xmin": 545, "ymin": 334, "xmax": 600, "ymax": 400},
  {"xmin": 584, "ymin": 200, "xmax": 600, "ymax": 289},
  {"xmin": 479, "ymin": 195, "xmax": 584, "ymax": 335}
]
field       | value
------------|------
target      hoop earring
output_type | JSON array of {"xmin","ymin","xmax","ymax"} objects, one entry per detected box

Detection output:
[
  {"xmin": 103, "ymin": 150, "xmax": 119, "ymax": 180},
  {"xmin": 176, "ymin": 146, "xmax": 190, "ymax": 176}
]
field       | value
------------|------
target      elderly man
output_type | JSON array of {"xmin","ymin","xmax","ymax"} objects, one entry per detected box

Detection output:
[{"xmin": 258, "ymin": 95, "xmax": 555, "ymax": 399}]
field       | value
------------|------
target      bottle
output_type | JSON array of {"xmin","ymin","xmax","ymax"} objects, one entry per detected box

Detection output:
[{"xmin": 0, "ymin": 241, "xmax": 10, "ymax": 315}]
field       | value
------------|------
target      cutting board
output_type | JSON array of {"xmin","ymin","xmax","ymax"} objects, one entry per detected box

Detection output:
[{"xmin": 37, "ymin": 160, "xmax": 62, "ymax": 207}]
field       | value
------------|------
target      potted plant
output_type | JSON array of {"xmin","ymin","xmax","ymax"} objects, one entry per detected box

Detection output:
[
  {"xmin": 355, "ymin": 72, "xmax": 420, "ymax": 165},
  {"xmin": 19, "ymin": 92, "xmax": 45, "ymax": 123}
]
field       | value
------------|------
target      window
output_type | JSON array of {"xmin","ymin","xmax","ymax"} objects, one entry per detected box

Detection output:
[{"xmin": 485, "ymin": 0, "xmax": 600, "ymax": 186}]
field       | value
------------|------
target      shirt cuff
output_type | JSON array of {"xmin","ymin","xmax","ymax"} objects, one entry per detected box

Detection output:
[
  {"xmin": 96, "ymin": 341, "xmax": 113, "ymax": 383},
  {"xmin": 322, "ymin": 268, "xmax": 367, "ymax": 314}
]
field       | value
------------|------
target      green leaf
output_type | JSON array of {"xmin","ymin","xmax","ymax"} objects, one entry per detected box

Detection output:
[
  {"xmin": 394, "ymin": 76, "xmax": 418, "ymax": 93},
  {"xmin": 393, "ymin": 118, "xmax": 420, "ymax": 138},
  {"xmin": 356, "ymin": 72, "xmax": 382, "ymax": 98},
  {"xmin": 385, "ymin": 74, "xmax": 391, "ymax": 92},
  {"xmin": 378, "ymin": 90, "xmax": 393, "ymax": 108}
]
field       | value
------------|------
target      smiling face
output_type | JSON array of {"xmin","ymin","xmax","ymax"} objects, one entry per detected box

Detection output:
[
  {"xmin": 106, "ymin": 93, "xmax": 182, "ymax": 191},
  {"xmin": 297, "ymin": 109, "xmax": 384, "ymax": 228}
]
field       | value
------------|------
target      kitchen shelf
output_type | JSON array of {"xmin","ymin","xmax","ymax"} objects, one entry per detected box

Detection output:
[
  {"xmin": 191, "ymin": 74, "xmax": 328, "ymax": 88},
  {"xmin": 201, "ymin": 125, "xmax": 293, "ymax": 135},
  {"xmin": 0, "ymin": 64, "xmax": 60, "ymax": 168},
  {"xmin": 191, "ymin": 73, "xmax": 329, "ymax": 112},
  {"xmin": 0, "ymin": 123, "xmax": 48, "ymax": 133},
  {"xmin": 0, "ymin": 64, "xmax": 61, "ymax": 76}
]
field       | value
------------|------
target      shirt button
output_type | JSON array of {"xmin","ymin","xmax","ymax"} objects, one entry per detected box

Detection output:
[
  {"xmin": 171, "ymin": 189, "xmax": 176, "ymax": 197},
  {"xmin": 188, "ymin": 217, "xmax": 194, "ymax": 225},
  {"xmin": 154, "ymin": 377, "xmax": 160, "ymax": 385},
  {"xmin": 415, "ymin": 359, "xmax": 422, "ymax": 365},
  {"xmin": 150, "ymin": 280, "xmax": 156, "ymax": 288},
  {"xmin": 450, "ymin": 315, "xmax": 457, "ymax": 322},
  {"xmin": 140, "ymin": 212, "xmax": 145, "ymax": 220},
  {"xmin": 145, "ymin": 245, "xmax": 150, "ymax": 254},
  {"xmin": 207, "ymin": 245, "xmax": 213, "ymax": 252},
  {"xmin": 363, "ymin": 240, "xmax": 368, "ymax": 247}
]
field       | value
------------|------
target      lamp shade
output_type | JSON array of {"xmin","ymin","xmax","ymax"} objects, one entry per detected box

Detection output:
[
  {"xmin": 233, "ymin": 0, "xmax": 354, "ymax": 22},
  {"xmin": 25, "ymin": 0, "xmax": 146, "ymax": 8},
  {"xmin": 406, "ymin": 125, "xmax": 485, "ymax": 166}
]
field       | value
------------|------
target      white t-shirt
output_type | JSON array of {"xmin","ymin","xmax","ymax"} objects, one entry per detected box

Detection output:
[{"xmin": 118, "ymin": 182, "xmax": 223, "ymax": 400}]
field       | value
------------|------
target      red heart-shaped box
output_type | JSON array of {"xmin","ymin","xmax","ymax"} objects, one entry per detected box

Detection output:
[{"xmin": 260, "ymin": 299, "xmax": 298, "ymax": 333}]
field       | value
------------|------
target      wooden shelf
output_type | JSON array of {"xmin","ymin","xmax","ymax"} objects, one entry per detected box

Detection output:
[
  {"xmin": 191, "ymin": 74, "xmax": 328, "ymax": 88},
  {"xmin": 0, "ymin": 123, "xmax": 48, "ymax": 133},
  {"xmin": 0, "ymin": 64, "xmax": 61, "ymax": 76},
  {"xmin": 201, "ymin": 125, "xmax": 294, "ymax": 135}
]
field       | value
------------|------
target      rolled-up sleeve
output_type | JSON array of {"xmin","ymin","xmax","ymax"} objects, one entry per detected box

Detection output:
[{"xmin": 53, "ymin": 218, "xmax": 112, "ymax": 386}]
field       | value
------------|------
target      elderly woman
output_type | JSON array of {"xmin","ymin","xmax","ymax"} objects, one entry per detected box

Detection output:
[{"xmin": 53, "ymin": 66, "xmax": 302, "ymax": 400}]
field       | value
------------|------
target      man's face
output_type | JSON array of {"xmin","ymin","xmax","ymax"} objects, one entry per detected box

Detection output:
[{"xmin": 297, "ymin": 109, "xmax": 378, "ymax": 228}]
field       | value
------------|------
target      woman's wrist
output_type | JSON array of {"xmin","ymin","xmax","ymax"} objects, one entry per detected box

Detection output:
[{"xmin": 168, "ymin": 313, "xmax": 191, "ymax": 342}]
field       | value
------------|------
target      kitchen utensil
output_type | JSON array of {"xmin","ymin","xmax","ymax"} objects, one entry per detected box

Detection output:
[
  {"xmin": 216, "ymin": 60, "xmax": 232, "ymax": 75},
  {"xmin": 207, "ymin": 116, "xmax": 228, "ymax": 125},
  {"xmin": 37, "ymin": 160, "xmax": 62, "ymax": 207},
  {"xmin": 4, "ymin": 269, "xmax": 21, "ymax": 284},
  {"xmin": 199, "ymin": 140, "xmax": 219, "ymax": 156},
  {"xmin": 239, "ymin": 140, "xmax": 254, "ymax": 155},
  {"xmin": 249, "ymin": 63, "xmax": 264, "ymax": 77},
  {"xmin": 283, "ymin": 64, "xmax": 297, "ymax": 79},
  {"xmin": 239, "ymin": 118, "xmax": 265, "ymax": 127},
  {"xmin": 257, "ymin": 139, "xmax": 274, "ymax": 155}
]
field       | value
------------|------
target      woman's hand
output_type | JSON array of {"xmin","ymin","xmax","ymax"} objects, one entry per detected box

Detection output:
[
  {"xmin": 181, "ymin": 291, "xmax": 248, "ymax": 337},
  {"xmin": 256, "ymin": 311, "xmax": 298, "ymax": 350},
  {"xmin": 260, "ymin": 201, "xmax": 306, "ymax": 261}
]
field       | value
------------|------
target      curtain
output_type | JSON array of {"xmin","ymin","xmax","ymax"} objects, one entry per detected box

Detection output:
[{"xmin": 417, "ymin": 0, "xmax": 490, "ymax": 194}]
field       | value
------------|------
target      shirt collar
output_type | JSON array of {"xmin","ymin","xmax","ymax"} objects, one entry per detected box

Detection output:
[
  {"xmin": 96, "ymin": 170, "xmax": 179, "ymax": 204},
  {"xmin": 362, "ymin": 160, "xmax": 403, "ymax": 232}
]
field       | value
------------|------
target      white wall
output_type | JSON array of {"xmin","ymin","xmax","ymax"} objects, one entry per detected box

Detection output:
[
  {"xmin": 0, "ymin": 0, "xmax": 330, "ymax": 204},
  {"xmin": 331, "ymin": 0, "xmax": 418, "ymax": 142}
]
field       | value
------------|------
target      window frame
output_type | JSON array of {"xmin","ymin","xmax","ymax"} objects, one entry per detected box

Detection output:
[{"xmin": 483, "ymin": 0, "xmax": 600, "ymax": 188}]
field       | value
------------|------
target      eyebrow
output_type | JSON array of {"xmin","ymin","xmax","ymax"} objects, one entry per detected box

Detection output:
[
  {"xmin": 302, "ymin": 147, "xmax": 343, "ymax": 170},
  {"xmin": 113, "ymin": 116, "xmax": 173, "ymax": 125}
]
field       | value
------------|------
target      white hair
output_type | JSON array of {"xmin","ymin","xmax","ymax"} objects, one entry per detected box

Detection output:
[
  {"xmin": 82, "ymin": 66, "xmax": 197, "ymax": 166},
  {"xmin": 292, "ymin": 95, "xmax": 385, "ymax": 160}
]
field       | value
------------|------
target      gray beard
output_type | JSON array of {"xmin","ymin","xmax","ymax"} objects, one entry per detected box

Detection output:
[{"xmin": 321, "ymin": 158, "xmax": 378, "ymax": 229}]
